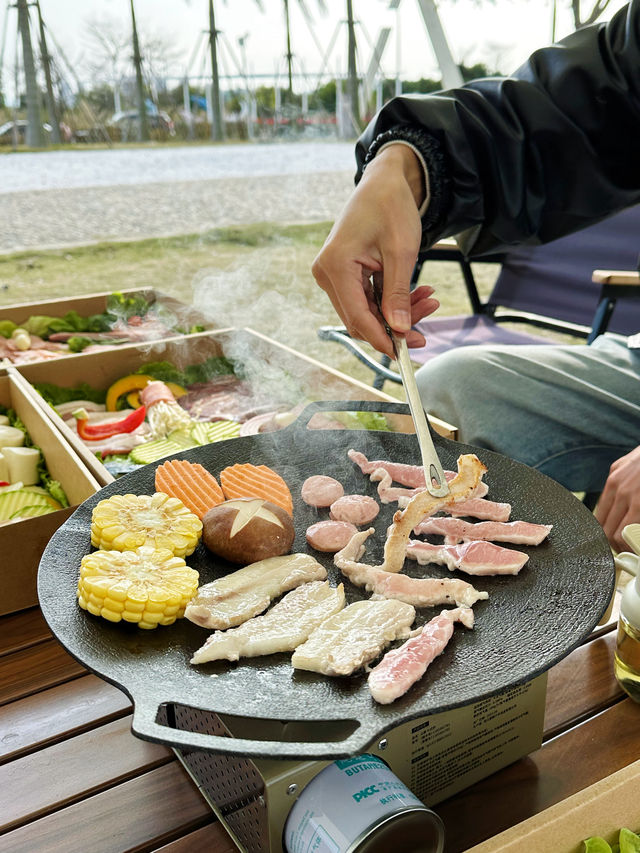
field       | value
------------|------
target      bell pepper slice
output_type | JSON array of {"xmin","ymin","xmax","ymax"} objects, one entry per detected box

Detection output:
[{"xmin": 73, "ymin": 406, "xmax": 147, "ymax": 440}]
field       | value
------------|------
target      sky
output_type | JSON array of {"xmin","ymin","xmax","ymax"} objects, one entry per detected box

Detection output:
[{"xmin": 1, "ymin": 0, "xmax": 629, "ymax": 99}]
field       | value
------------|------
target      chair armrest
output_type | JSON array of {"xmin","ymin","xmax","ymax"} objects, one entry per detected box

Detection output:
[
  {"xmin": 317, "ymin": 326, "xmax": 402, "ymax": 384},
  {"xmin": 592, "ymin": 269, "xmax": 640, "ymax": 286}
]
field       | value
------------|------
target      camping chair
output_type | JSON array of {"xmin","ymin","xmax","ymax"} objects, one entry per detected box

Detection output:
[{"xmin": 318, "ymin": 204, "xmax": 640, "ymax": 390}]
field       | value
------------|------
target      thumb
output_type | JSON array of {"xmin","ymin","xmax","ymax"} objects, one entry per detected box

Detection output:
[{"xmin": 380, "ymin": 248, "xmax": 419, "ymax": 334}]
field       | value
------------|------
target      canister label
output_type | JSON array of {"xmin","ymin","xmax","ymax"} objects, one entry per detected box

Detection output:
[{"xmin": 284, "ymin": 754, "xmax": 444, "ymax": 853}]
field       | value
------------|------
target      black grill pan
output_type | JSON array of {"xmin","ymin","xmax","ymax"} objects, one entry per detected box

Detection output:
[{"xmin": 38, "ymin": 401, "xmax": 615, "ymax": 759}]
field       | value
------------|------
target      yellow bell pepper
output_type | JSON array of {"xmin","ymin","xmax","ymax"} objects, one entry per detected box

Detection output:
[{"xmin": 105, "ymin": 374, "xmax": 187, "ymax": 411}]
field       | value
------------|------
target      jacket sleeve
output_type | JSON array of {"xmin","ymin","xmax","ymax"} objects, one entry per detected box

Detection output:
[{"xmin": 356, "ymin": 1, "xmax": 640, "ymax": 256}]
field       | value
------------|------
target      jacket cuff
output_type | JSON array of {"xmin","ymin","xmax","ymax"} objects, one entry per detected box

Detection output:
[{"xmin": 360, "ymin": 126, "xmax": 451, "ymax": 232}]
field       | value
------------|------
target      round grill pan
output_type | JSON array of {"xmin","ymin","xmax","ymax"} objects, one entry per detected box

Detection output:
[{"xmin": 38, "ymin": 401, "xmax": 615, "ymax": 759}]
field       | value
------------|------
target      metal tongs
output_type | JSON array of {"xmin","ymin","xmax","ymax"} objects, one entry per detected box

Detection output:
[{"xmin": 373, "ymin": 274, "xmax": 450, "ymax": 497}]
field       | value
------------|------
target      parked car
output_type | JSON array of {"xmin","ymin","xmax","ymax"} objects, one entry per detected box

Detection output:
[
  {"xmin": 0, "ymin": 120, "xmax": 52, "ymax": 145},
  {"xmin": 108, "ymin": 110, "xmax": 175, "ymax": 141}
]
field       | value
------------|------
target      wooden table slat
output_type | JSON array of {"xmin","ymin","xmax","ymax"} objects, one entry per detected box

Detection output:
[
  {"xmin": 0, "ymin": 763, "xmax": 216, "ymax": 853},
  {"xmin": 0, "ymin": 638, "xmax": 86, "ymax": 706},
  {"xmin": 0, "ymin": 607, "xmax": 51, "ymax": 657},
  {"xmin": 0, "ymin": 673, "xmax": 131, "ymax": 764},
  {"xmin": 151, "ymin": 823, "xmax": 239, "ymax": 853},
  {"xmin": 0, "ymin": 716, "xmax": 171, "ymax": 832},
  {"xmin": 543, "ymin": 630, "xmax": 622, "ymax": 737}
]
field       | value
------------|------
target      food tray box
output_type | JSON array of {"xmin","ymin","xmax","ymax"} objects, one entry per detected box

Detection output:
[
  {"xmin": 0, "ymin": 287, "xmax": 214, "ymax": 359},
  {"xmin": 466, "ymin": 757, "xmax": 640, "ymax": 853},
  {"xmin": 13, "ymin": 327, "xmax": 457, "ymax": 487},
  {"xmin": 0, "ymin": 374, "xmax": 101, "ymax": 615}
]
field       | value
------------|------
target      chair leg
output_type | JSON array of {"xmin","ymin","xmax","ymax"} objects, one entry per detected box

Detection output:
[{"xmin": 373, "ymin": 354, "xmax": 392, "ymax": 390}]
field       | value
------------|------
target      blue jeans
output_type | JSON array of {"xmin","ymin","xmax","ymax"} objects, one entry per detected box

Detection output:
[{"xmin": 415, "ymin": 336, "xmax": 640, "ymax": 493}]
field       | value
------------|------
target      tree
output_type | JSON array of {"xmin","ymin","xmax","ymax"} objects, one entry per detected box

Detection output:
[{"xmin": 16, "ymin": 0, "xmax": 43, "ymax": 147}]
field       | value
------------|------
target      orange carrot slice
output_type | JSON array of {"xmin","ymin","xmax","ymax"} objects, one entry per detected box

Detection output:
[
  {"xmin": 155, "ymin": 459, "xmax": 225, "ymax": 520},
  {"xmin": 220, "ymin": 463, "xmax": 293, "ymax": 516}
]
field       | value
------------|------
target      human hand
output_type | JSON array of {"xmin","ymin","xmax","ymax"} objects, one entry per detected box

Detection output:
[
  {"xmin": 595, "ymin": 445, "xmax": 640, "ymax": 552},
  {"xmin": 312, "ymin": 144, "xmax": 440, "ymax": 358}
]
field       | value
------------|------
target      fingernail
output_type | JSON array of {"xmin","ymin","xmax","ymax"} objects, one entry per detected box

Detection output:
[{"xmin": 391, "ymin": 310, "xmax": 411, "ymax": 331}]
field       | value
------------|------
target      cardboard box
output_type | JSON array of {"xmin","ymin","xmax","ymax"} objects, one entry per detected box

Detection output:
[
  {"xmin": 171, "ymin": 674, "xmax": 547, "ymax": 853},
  {"xmin": 466, "ymin": 757, "xmax": 640, "ymax": 853},
  {"xmin": 13, "ymin": 327, "xmax": 457, "ymax": 487},
  {"xmin": 0, "ymin": 374, "xmax": 101, "ymax": 615}
]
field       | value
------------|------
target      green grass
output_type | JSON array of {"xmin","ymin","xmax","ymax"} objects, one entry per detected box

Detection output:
[{"xmin": 0, "ymin": 221, "xmax": 504, "ymax": 396}]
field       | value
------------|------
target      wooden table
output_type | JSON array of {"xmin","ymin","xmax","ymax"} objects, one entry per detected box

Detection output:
[{"xmin": 0, "ymin": 590, "xmax": 636, "ymax": 853}]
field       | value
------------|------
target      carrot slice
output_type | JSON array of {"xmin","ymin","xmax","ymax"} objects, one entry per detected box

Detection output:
[
  {"xmin": 220, "ymin": 463, "xmax": 293, "ymax": 516},
  {"xmin": 155, "ymin": 460, "xmax": 225, "ymax": 520}
]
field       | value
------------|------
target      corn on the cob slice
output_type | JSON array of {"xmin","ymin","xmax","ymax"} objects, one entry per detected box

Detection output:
[
  {"xmin": 77, "ymin": 546, "xmax": 199, "ymax": 629},
  {"xmin": 90, "ymin": 492, "xmax": 202, "ymax": 557}
]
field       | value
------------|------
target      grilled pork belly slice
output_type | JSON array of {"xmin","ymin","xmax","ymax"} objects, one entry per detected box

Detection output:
[
  {"xmin": 368, "ymin": 607, "xmax": 474, "ymax": 705},
  {"xmin": 406, "ymin": 539, "xmax": 529, "ymax": 576},
  {"xmin": 370, "ymin": 466, "xmax": 488, "ymax": 505},
  {"xmin": 190, "ymin": 581, "xmax": 345, "ymax": 663},
  {"xmin": 291, "ymin": 599, "xmax": 416, "ymax": 676},
  {"xmin": 335, "ymin": 528, "xmax": 488, "ymax": 608},
  {"xmin": 414, "ymin": 517, "xmax": 552, "ymax": 545},
  {"xmin": 185, "ymin": 553, "xmax": 326, "ymax": 630}
]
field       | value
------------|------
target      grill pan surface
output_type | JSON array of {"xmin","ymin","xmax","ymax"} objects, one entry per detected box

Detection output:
[{"xmin": 38, "ymin": 401, "xmax": 615, "ymax": 759}]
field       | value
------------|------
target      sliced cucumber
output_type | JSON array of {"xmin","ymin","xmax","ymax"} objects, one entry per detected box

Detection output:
[
  {"xmin": 9, "ymin": 504, "xmax": 55, "ymax": 520},
  {"xmin": 129, "ymin": 438, "xmax": 184, "ymax": 465},
  {"xmin": 206, "ymin": 420, "xmax": 240, "ymax": 442},
  {"xmin": 0, "ymin": 489, "xmax": 61, "ymax": 521},
  {"xmin": 167, "ymin": 429, "xmax": 198, "ymax": 450},
  {"xmin": 190, "ymin": 422, "xmax": 211, "ymax": 446}
]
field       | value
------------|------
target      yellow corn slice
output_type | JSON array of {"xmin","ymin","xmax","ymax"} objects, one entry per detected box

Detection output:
[
  {"xmin": 90, "ymin": 492, "xmax": 202, "ymax": 557},
  {"xmin": 77, "ymin": 546, "xmax": 199, "ymax": 629}
]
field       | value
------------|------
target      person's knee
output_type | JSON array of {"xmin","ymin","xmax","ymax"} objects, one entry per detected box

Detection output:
[{"xmin": 416, "ymin": 348, "xmax": 487, "ymax": 399}]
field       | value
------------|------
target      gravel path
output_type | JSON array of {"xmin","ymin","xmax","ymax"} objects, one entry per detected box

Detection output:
[{"xmin": 0, "ymin": 142, "xmax": 356, "ymax": 252}]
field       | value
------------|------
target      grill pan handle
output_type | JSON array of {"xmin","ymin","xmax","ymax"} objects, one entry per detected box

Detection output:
[
  {"xmin": 287, "ymin": 399, "xmax": 414, "ymax": 432},
  {"xmin": 130, "ymin": 693, "xmax": 384, "ymax": 759}
]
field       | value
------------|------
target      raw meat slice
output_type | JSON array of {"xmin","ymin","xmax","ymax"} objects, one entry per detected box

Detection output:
[
  {"xmin": 372, "ymin": 466, "xmax": 488, "ymax": 505},
  {"xmin": 406, "ymin": 539, "xmax": 529, "ymax": 576},
  {"xmin": 334, "ymin": 528, "xmax": 488, "ymax": 608},
  {"xmin": 414, "ymin": 517, "xmax": 552, "ymax": 545},
  {"xmin": 306, "ymin": 520, "xmax": 358, "ymax": 553},
  {"xmin": 184, "ymin": 553, "xmax": 326, "ymax": 629},
  {"xmin": 301, "ymin": 475, "xmax": 344, "ymax": 507},
  {"xmin": 368, "ymin": 607, "xmax": 474, "ymax": 704},
  {"xmin": 291, "ymin": 598, "xmax": 416, "ymax": 676},
  {"xmin": 190, "ymin": 581, "xmax": 346, "ymax": 663},
  {"xmin": 329, "ymin": 494, "xmax": 380, "ymax": 525}
]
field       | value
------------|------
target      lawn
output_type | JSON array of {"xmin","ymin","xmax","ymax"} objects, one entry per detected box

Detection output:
[{"xmin": 0, "ymin": 221, "xmax": 501, "ymax": 396}]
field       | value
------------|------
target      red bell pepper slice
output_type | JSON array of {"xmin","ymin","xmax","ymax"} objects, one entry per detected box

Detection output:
[{"xmin": 73, "ymin": 406, "xmax": 147, "ymax": 441}]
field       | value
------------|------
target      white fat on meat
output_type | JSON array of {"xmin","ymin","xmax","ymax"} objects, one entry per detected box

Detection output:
[
  {"xmin": 371, "ymin": 466, "xmax": 488, "ymax": 505},
  {"xmin": 185, "ymin": 553, "xmax": 326, "ymax": 630},
  {"xmin": 406, "ymin": 539, "xmax": 529, "ymax": 576},
  {"xmin": 368, "ymin": 607, "xmax": 474, "ymax": 705},
  {"xmin": 332, "ymin": 453, "xmax": 488, "ymax": 576},
  {"xmin": 190, "ymin": 581, "xmax": 346, "ymax": 664},
  {"xmin": 291, "ymin": 598, "xmax": 416, "ymax": 676},
  {"xmin": 414, "ymin": 517, "xmax": 552, "ymax": 545},
  {"xmin": 335, "ymin": 528, "xmax": 488, "ymax": 608}
]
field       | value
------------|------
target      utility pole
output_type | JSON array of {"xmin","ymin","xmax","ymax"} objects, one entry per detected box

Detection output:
[
  {"xmin": 283, "ymin": 0, "xmax": 293, "ymax": 97},
  {"xmin": 346, "ymin": 0, "xmax": 360, "ymax": 130},
  {"xmin": 130, "ymin": 0, "xmax": 149, "ymax": 142},
  {"xmin": 16, "ymin": 0, "xmax": 43, "ymax": 147},
  {"xmin": 208, "ymin": 0, "xmax": 224, "ymax": 141},
  {"xmin": 35, "ymin": 1, "xmax": 61, "ymax": 144}
]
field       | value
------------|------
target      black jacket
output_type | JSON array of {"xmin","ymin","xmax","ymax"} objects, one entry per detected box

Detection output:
[{"xmin": 356, "ymin": 1, "xmax": 640, "ymax": 257}]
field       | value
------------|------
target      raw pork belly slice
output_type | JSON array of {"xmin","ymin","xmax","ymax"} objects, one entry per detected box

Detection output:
[
  {"xmin": 348, "ymin": 448, "xmax": 446, "ymax": 488},
  {"xmin": 185, "ymin": 553, "xmax": 326, "ymax": 629},
  {"xmin": 332, "ymin": 454, "xmax": 488, "ymax": 575},
  {"xmin": 368, "ymin": 607, "xmax": 474, "ymax": 704},
  {"xmin": 291, "ymin": 599, "xmax": 416, "ymax": 676},
  {"xmin": 406, "ymin": 539, "xmax": 529, "ymax": 576},
  {"xmin": 190, "ymin": 581, "xmax": 345, "ymax": 663},
  {"xmin": 352, "ymin": 456, "xmax": 488, "ymax": 505},
  {"xmin": 414, "ymin": 517, "xmax": 552, "ymax": 545},
  {"xmin": 401, "ymin": 494, "xmax": 512, "ymax": 521},
  {"xmin": 335, "ymin": 528, "xmax": 488, "ymax": 608}
]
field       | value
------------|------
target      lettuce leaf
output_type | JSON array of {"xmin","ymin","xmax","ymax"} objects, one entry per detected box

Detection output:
[{"xmin": 34, "ymin": 382, "xmax": 106, "ymax": 406}]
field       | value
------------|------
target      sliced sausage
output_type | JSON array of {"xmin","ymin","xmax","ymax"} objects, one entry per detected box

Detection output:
[
  {"xmin": 306, "ymin": 520, "xmax": 358, "ymax": 553},
  {"xmin": 301, "ymin": 474, "xmax": 345, "ymax": 508},
  {"xmin": 329, "ymin": 494, "xmax": 380, "ymax": 526}
]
